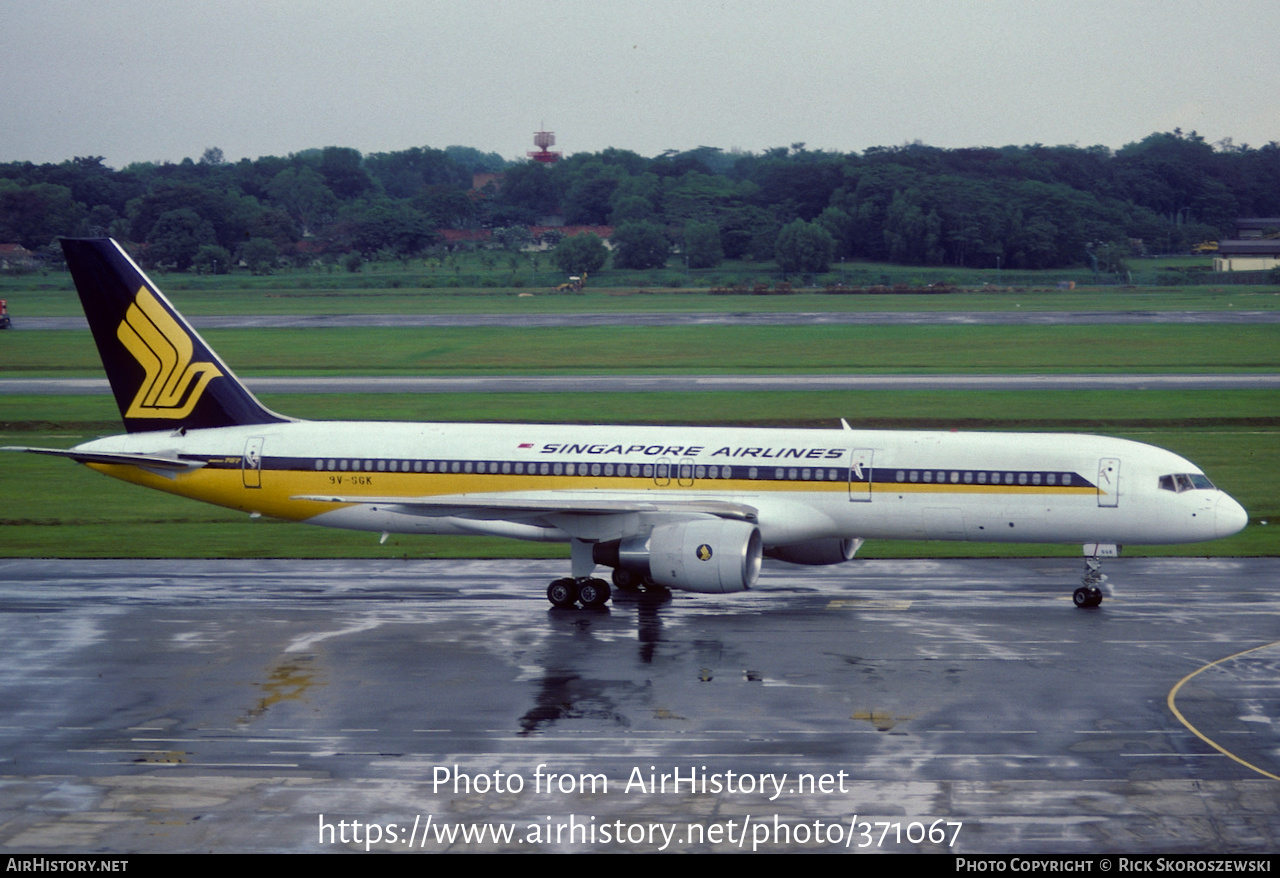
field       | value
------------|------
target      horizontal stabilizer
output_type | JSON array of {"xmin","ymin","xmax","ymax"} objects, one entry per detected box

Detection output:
[{"xmin": 3, "ymin": 445, "xmax": 205, "ymax": 471}]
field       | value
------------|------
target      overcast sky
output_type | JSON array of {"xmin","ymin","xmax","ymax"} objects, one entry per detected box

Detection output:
[{"xmin": 4, "ymin": 1, "xmax": 1276, "ymax": 168}]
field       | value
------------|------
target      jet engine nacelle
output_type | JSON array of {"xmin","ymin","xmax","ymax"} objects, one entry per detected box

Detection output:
[
  {"xmin": 595, "ymin": 519, "xmax": 763, "ymax": 594},
  {"xmin": 764, "ymin": 537, "xmax": 863, "ymax": 566}
]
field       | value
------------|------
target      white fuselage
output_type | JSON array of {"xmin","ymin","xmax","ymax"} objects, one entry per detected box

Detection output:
[{"xmin": 77, "ymin": 420, "xmax": 1248, "ymax": 549}]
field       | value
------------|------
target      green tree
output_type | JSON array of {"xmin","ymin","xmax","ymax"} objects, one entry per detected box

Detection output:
[
  {"xmin": 609, "ymin": 194, "xmax": 655, "ymax": 224},
  {"xmin": 815, "ymin": 206, "xmax": 856, "ymax": 257},
  {"xmin": 774, "ymin": 219, "xmax": 835, "ymax": 274},
  {"xmin": 126, "ymin": 182, "xmax": 236, "ymax": 249},
  {"xmin": 147, "ymin": 207, "xmax": 216, "ymax": 270},
  {"xmin": 683, "ymin": 221, "xmax": 723, "ymax": 269},
  {"xmin": 239, "ymin": 237, "xmax": 279, "ymax": 275},
  {"xmin": 0, "ymin": 181, "xmax": 86, "ymax": 248},
  {"xmin": 563, "ymin": 162, "xmax": 622, "ymax": 225},
  {"xmin": 319, "ymin": 146, "xmax": 374, "ymax": 199},
  {"xmin": 412, "ymin": 184, "xmax": 475, "ymax": 228},
  {"xmin": 882, "ymin": 189, "xmax": 928, "ymax": 264},
  {"xmin": 267, "ymin": 166, "xmax": 337, "ymax": 236},
  {"xmin": 191, "ymin": 244, "xmax": 232, "ymax": 274},
  {"xmin": 610, "ymin": 220, "xmax": 669, "ymax": 269},
  {"xmin": 552, "ymin": 233, "xmax": 607, "ymax": 275},
  {"xmin": 719, "ymin": 205, "xmax": 779, "ymax": 260},
  {"xmin": 493, "ymin": 225, "xmax": 533, "ymax": 251},
  {"xmin": 345, "ymin": 199, "xmax": 435, "ymax": 256},
  {"xmin": 493, "ymin": 162, "xmax": 560, "ymax": 224}
]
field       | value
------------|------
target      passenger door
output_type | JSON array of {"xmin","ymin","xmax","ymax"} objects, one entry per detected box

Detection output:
[
  {"xmin": 848, "ymin": 448, "xmax": 873, "ymax": 502},
  {"xmin": 242, "ymin": 437, "xmax": 264, "ymax": 489},
  {"xmin": 1097, "ymin": 458, "xmax": 1120, "ymax": 507}
]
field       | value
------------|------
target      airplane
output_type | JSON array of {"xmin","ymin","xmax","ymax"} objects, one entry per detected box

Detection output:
[{"xmin": 6, "ymin": 238, "xmax": 1249, "ymax": 610}]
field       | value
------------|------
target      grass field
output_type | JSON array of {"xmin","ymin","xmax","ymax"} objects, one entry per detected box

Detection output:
[
  {"xmin": 5, "ymin": 324, "xmax": 1278, "ymax": 378},
  {"xmin": 3, "ymin": 254, "xmax": 1278, "ymax": 317}
]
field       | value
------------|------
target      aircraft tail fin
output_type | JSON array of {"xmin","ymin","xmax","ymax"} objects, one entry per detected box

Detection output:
[{"xmin": 60, "ymin": 238, "xmax": 289, "ymax": 433}]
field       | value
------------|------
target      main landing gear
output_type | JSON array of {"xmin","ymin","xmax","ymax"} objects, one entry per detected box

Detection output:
[
  {"xmin": 547, "ymin": 539, "xmax": 614, "ymax": 609},
  {"xmin": 610, "ymin": 566, "xmax": 673, "ymax": 602},
  {"xmin": 547, "ymin": 577, "xmax": 612, "ymax": 610},
  {"xmin": 1073, "ymin": 558, "xmax": 1106, "ymax": 608},
  {"xmin": 547, "ymin": 538, "xmax": 670, "ymax": 610},
  {"xmin": 544, "ymin": 571, "xmax": 673, "ymax": 608}
]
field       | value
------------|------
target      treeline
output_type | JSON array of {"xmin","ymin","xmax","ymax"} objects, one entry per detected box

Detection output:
[{"xmin": 1, "ymin": 131, "xmax": 1278, "ymax": 274}]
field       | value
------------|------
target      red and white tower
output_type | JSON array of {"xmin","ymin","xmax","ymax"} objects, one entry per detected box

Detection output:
[{"xmin": 528, "ymin": 129, "xmax": 562, "ymax": 164}]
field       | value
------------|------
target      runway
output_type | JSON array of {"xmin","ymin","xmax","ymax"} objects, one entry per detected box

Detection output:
[
  {"xmin": 6, "ymin": 373, "xmax": 1280, "ymax": 395},
  {"xmin": 0, "ymin": 557, "xmax": 1275, "ymax": 853},
  {"xmin": 15, "ymin": 309, "xmax": 1280, "ymax": 331}
]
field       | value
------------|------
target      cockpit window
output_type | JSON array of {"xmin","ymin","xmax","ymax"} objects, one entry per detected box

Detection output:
[{"xmin": 1159, "ymin": 473, "xmax": 1216, "ymax": 492}]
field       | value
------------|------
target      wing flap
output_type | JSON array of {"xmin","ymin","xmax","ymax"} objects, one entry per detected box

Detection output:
[{"xmin": 292, "ymin": 491, "xmax": 758, "ymax": 521}]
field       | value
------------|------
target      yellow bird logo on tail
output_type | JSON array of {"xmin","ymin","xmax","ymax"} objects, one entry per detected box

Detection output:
[{"xmin": 117, "ymin": 287, "xmax": 222, "ymax": 419}]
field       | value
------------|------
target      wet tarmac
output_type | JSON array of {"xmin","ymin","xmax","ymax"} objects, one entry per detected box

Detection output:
[{"xmin": 0, "ymin": 557, "xmax": 1276, "ymax": 853}]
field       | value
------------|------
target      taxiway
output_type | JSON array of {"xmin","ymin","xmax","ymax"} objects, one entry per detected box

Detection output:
[
  {"xmin": 16, "ymin": 309, "xmax": 1280, "ymax": 331},
  {"xmin": 0, "ymin": 558, "xmax": 1275, "ymax": 853}
]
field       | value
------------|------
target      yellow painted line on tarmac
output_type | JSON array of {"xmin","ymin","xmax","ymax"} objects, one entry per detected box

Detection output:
[{"xmin": 1166, "ymin": 640, "xmax": 1280, "ymax": 782}]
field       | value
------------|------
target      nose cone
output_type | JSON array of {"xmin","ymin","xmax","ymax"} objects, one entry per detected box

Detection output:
[{"xmin": 1215, "ymin": 493, "xmax": 1248, "ymax": 538}]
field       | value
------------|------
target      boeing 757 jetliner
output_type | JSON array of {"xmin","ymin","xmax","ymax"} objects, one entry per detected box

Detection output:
[{"xmin": 6, "ymin": 239, "xmax": 1248, "ymax": 609}]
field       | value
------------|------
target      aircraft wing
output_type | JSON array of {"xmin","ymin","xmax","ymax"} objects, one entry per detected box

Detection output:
[
  {"xmin": 293, "ymin": 491, "xmax": 758, "ymax": 521},
  {"xmin": 3, "ymin": 445, "xmax": 206, "ymax": 471}
]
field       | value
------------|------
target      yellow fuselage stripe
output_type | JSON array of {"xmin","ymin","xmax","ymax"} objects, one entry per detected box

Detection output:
[{"xmin": 89, "ymin": 464, "xmax": 1101, "ymax": 523}]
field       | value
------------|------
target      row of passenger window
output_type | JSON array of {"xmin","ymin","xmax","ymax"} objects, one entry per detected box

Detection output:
[
  {"xmin": 890, "ymin": 469, "xmax": 1076, "ymax": 487},
  {"xmin": 314, "ymin": 458, "xmax": 731, "ymax": 479},
  {"xmin": 308, "ymin": 458, "xmax": 1079, "ymax": 487},
  {"xmin": 310, "ymin": 457, "xmax": 847, "ymax": 482}
]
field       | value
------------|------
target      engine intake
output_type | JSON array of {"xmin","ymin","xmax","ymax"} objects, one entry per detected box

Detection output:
[{"xmin": 594, "ymin": 519, "xmax": 762, "ymax": 594}]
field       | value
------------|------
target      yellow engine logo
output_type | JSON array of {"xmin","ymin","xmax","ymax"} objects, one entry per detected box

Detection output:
[
  {"xmin": 696, "ymin": 543, "xmax": 713, "ymax": 561},
  {"xmin": 117, "ymin": 287, "xmax": 222, "ymax": 419}
]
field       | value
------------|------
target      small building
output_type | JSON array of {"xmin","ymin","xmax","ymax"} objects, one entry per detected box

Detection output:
[
  {"xmin": 527, "ymin": 225, "xmax": 615, "ymax": 251},
  {"xmin": 1231, "ymin": 217, "xmax": 1280, "ymax": 239},
  {"xmin": 1214, "ymin": 239, "xmax": 1280, "ymax": 271},
  {"xmin": 1213, "ymin": 218, "xmax": 1280, "ymax": 271},
  {"xmin": 438, "ymin": 228, "xmax": 493, "ymax": 247},
  {"xmin": 0, "ymin": 243, "xmax": 37, "ymax": 271}
]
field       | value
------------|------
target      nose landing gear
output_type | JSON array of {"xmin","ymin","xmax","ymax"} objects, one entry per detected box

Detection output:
[{"xmin": 1073, "ymin": 558, "xmax": 1106, "ymax": 608}]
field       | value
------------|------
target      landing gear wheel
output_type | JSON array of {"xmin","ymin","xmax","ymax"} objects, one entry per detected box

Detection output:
[
  {"xmin": 1073, "ymin": 586, "xmax": 1103, "ymax": 608},
  {"xmin": 1075, "ymin": 557, "xmax": 1107, "ymax": 608},
  {"xmin": 577, "ymin": 578, "xmax": 611, "ymax": 609},
  {"xmin": 547, "ymin": 577, "xmax": 578, "ymax": 608},
  {"xmin": 611, "ymin": 567, "xmax": 643, "ymax": 591}
]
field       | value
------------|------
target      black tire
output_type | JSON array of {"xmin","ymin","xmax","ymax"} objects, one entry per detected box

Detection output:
[
  {"xmin": 547, "ymin": 578, "xmax": 578, "ymax": 608},
  {"xmin": 578, "ymin": 578, "xmax": 611, "ymax": 608},
  {"xmin": 611, "ymin": 567, "xmax": 642, "ymax": 591},
  {"xmin": 1073, "ymin": 587, "xmax": 1091, "ymax": 608}
]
